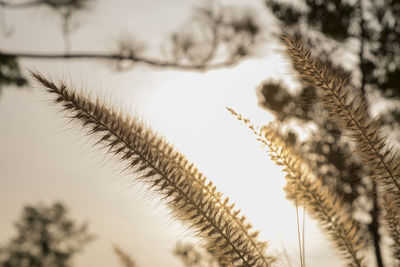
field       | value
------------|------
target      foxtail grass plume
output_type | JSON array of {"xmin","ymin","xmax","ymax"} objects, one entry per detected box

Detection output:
[
  {"xmin": 228, "ymin": 108, "xmax": 366, "ymax": 267},
  {"xmin": 32, "ymin": 72, "xmax": 275, "ymax": 267},
  {"xmin": 281, "ymin": 35, "xmax": 400, "ymax": 263},
  {"xmin": 281, "ymin": 35, "xmax": 400, "ymax": 205},
  {"xmin": 383, "ymin": 195, "xmax": 400, "ymax": 263}
]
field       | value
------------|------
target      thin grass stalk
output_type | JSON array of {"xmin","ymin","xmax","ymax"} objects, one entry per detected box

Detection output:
[
  {"xmin": 302, "ymin": 204, "xmax": 306, "ymax": 267},
  {"xmin": 295, "ymin": 190, "xmax": 304, "ymax": 267},
  {"xmin": 229, "ymin": 108, "xmax": 366, "ymax": 267},
  {"xmin": 32, "ymin": 73, "xmax": 275, "ymax": 267}
]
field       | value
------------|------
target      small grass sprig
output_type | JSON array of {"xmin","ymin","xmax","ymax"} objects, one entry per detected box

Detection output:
[{"xmin": 229, "ymin": 108, "xmax": 366, "ymax": 267}]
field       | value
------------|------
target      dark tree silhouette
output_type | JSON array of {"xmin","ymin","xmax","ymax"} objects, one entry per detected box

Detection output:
[
  {"xmin": 0, "ymin": 202, "xmax": 94, "ymax": 267},
  {"xmin": 261, "ymin": 1, "xmax": 400, "ymax": 266},
  {"xmin": 0, "ymin": 54, "xmax": 27, "ymax": 89}
]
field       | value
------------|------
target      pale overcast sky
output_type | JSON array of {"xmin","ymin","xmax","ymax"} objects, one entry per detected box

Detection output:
[{"xmin": 0, "ymin": 1, "xmax": 343, "ymax": 266}]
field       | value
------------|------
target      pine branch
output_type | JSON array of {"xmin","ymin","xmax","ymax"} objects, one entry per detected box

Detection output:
[
  {"xmin": 32, "ymin": 73, "xmax": 275, "ymax": 267},
  {"xmin": 229, "ymin": 108, "xmax": 366, "ymax": 267},
  {"xmin": 281, "ymin": 35, "xmax": 400, "ymax": 205}
]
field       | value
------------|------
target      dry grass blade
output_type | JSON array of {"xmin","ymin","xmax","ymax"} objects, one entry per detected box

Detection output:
[
  {"xmin": 32, "ymin": 72, "xmax": 275, "ymax": 267},
  {"xmin": 229, "ymin": 108, "xmax": 366, "ymax": 267}
]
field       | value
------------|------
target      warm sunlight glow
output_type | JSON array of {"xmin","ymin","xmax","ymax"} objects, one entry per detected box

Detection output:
[
  {"xmin": 143, "ymin": 61, "xmax": 337, "ymax": 265},
  {"xmin": 4, "ymin": 0, "xmax": 391, "ymax": 266}
]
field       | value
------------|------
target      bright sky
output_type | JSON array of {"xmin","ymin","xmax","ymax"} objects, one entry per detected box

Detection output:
[{"xmin": 0, "ymin": 1, "xmax": 343, "ymax": 266}]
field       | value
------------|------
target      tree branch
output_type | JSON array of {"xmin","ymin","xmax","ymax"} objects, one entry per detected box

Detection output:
[
  {"xmin": 0, "ymin": 51, "xmax": 237, "ymax": 71},
  {"xmin": 0, "ymin": 0, "xmax": 47, "ymax": 9}
]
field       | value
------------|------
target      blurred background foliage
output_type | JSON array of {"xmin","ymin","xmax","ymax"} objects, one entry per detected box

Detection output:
[
  {"xmin": 0, "ymin": 202, "xmax": 94, "ymax": 267},
  {"xmin": 0, "ymin": 0, "xmax": 399, "ymax": 266}
]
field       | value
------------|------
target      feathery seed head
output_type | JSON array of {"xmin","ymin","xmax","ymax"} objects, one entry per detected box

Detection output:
[
  {"xmin": 281, "ymin": 34, "xmax": 400, "ymax": 208},
  {"xmin": 229, "ymin": 108, "xmax": 366, "ymax": 267},
  {"xmin": 32, "ymin": 72, "xmax": 275, "ymax": 267}
]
